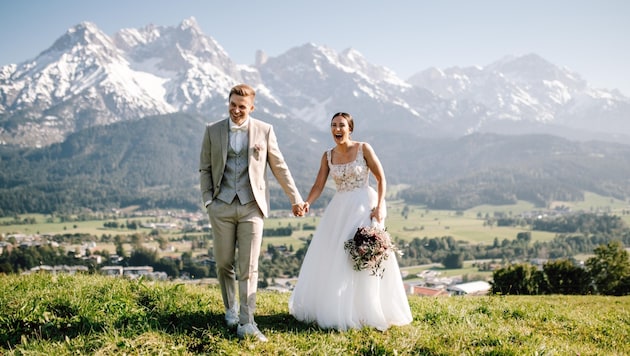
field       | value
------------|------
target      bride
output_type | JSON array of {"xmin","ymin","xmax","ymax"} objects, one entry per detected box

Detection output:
[{"xmin": 289, "ymin": 112, "xmax": 412, "ymax": 331}]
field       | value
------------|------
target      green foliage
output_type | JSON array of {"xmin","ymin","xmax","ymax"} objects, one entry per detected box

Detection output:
[
  {"xmin": 491, "ymin": 263, "xmax": 546, "ymax": 295},
  {"xmin": 3, "ymin": 119, "xmax": 630, "ymax": 216},
  {"xmin": 586, "ymin": 241, "xmax": 630, "ymax": 295},
  {"xmin": 3, "ymin": 211, "xmax": 629, "ymax": 288},
  {"xmin": 262, "ymin": 226, "xmax": 293, "ymax": 236},
  {"xmin": 128, "ymin": 247, "xmax": 159, "ymax": 267},
  {"xmin": 395, "ymin": 212, "xmax": 630, "ymax": 267},
  {"xmin": 442, "ymin": 252, "xmax": 464, "ymax": 269},
  {"xmin": 0, "ymin": 274, "xmax": 629, "ymax": 355},
  {"xmin": 0, "ymin": 245, "xmax": 91, "ymax": 273},
  {"xmin": 543, "ymin": 258, "xmax": 592, "ymax": 294},
  {"xmin": 0, "ymin": 113, "xmax": 324, "ymax": 216},
  {"xmin": 533, "ymin": 213, "xmax": 626, "ymax": 234},
  {"xmin": 0, "ymin": 113, "xmax": 204, "ymax": 214},
  {"xmin": 392, "ymin": 133, "xmax": 630, "ymax": 210},
  {"xmin": 492, "ymin": 241, "xmax": 630, "ymax": 296}
]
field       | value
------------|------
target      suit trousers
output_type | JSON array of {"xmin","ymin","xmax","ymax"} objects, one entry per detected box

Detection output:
[{"xmin": 207, "ymin": 198, "xmax": 264, "ymax": 325}]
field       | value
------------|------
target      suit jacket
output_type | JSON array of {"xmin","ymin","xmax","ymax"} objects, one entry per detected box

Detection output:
[{"xmin": 199, "ymin": 117, "xmax": 302, "ymax": 217}]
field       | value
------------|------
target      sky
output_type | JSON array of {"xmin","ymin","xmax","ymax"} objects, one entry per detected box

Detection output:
[{"xmin": 1, "ymin": 0, "xmax": 629, "ymax": 95}]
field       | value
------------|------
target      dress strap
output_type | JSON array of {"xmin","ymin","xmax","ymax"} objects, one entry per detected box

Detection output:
[{"xmin": 326, "ymin": 149, "xmax": 332, "ymax": 167}]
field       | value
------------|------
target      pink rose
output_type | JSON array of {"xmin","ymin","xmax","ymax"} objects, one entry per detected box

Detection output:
[{"xmin": 253, "ymin": 143, "xmax": 263, "ymax": 160}]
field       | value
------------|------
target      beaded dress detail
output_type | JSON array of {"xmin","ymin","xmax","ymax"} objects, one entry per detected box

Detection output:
[
  {"xmin": 289, "ymin": 144, "xmax": 412, "ymax": 331},
  {"xmin": 328, "ymin": 146, "xmax": 369, "ymax": 193}
]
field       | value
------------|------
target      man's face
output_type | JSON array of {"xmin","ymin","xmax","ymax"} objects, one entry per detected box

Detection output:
[{"xmin": 229, "ymin": 94, "xmax": 254, "ymax": 125}]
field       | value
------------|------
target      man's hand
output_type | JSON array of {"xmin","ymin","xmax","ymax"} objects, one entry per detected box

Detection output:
[{"xmin": 292, "ymin": 202, "xmax": 307, "ymax": 217}]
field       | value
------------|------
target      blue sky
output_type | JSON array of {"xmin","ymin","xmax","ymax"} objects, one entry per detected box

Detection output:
[{"xmin": 1, "ymin": 0, "xmax": 628, "ymax": 95}]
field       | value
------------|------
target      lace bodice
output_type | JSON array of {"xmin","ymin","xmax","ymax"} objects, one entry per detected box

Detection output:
[{"xmin": 327, "ymin": 145, "xmax": 370, "ymax": 192}]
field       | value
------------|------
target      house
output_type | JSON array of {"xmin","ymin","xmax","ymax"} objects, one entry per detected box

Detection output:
[
  {"xmin": 26, "ymin": 265, "xmax": 89, "ymax": 275},
  {"xmin": 100, "ymin": 266, "xmax": 167, "ymax": 280},
  {"xmin": 447, "ymin": 281, "xmax": 491, "ymax": 296},
  {"xmin": 410, "ymin": 285, "xmax": 449, "ymax": 297},
  {"xmin": 101, "ymin": 266, "xmax": 124, "ymax": 276},
  {"xmin": 123, "ymin": 266, "xmax": 154, "ymax": 278}
]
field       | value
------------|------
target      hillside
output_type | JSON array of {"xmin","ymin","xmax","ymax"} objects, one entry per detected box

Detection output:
[
  {"xmin": 1, "ymin": 112, "xmax": 630, "ymax": 215},
  {"xmin": 1, "ymin": 273, "xmax": 628, "ymax": 355},
  {"xmin": 2, "ymin": 18, "xmax": 630, "ymax": 216}
]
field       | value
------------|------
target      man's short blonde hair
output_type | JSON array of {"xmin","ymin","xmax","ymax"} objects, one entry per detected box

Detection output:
[{"xmin": 229, "ymin": 84, "xmax": 256, "ymax": 99}]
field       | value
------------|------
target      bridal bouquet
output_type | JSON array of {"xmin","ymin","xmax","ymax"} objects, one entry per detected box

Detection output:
[{"xmin": 344, "ymin": 225, "xmax": 399, "ymax": 278}]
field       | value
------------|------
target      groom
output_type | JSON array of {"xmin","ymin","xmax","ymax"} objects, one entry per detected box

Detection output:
[{"xmin": 199, "ymin": 83, "xmax": 304, "ymax": 342}]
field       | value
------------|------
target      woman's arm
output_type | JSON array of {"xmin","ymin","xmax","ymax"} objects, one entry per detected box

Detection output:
[
  {"xmin": 363, "ymin": 142, "xmax": 387, "ymax": 222},
  {"xmin": 303, "ymin": 151, "xmax": 330, "ymax": 213}
]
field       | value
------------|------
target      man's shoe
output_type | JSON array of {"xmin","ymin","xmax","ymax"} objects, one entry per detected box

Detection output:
[
  {"xmin": 237, "ymin": 323, "xmax": 268, "ymax": 342},
  {"xmin": 225, "ymin": 306, "xmax": 239, "ymax": 328}
]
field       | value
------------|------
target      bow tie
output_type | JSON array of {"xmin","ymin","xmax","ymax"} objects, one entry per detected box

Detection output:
[{"xmin": 230, "ymin": 125, "xmax": 248, "ymax": 132}]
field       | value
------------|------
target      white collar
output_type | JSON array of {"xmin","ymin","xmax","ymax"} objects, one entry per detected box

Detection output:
[{"xmin": 229, "ymin": 117, "xmax": 250, "ymax": 131}]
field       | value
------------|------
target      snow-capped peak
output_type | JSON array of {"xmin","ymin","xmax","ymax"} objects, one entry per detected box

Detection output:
[{"xmin": 1, "ymin": 20, "xmax": 628, "ymax": 148}]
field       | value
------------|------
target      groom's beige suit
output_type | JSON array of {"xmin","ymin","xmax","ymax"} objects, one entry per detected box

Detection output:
[{"xmin": 199, "ymin": 117, "xmax": 302, "ymax": 324}]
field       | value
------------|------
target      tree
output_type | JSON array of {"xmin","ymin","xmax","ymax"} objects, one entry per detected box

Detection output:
[
  {"xmin": 442, "ymin": 253, "xmax": 464, "ymax": 269},
  {"xmin": 128, "ymin": 247, "xmax": 158, "ymax": 266},
  {"xmin": 156, "ymin": 236, "xmax": 168, "ymax": 250},
  {"xmin": 491, "ymin": 263, "xmax": 545, "ymax": 295},
  {"xmin": 516, "ymin": 231, "xmax": 531, "ymax": 244},
  {"xmin": 114, "ymin": 235, "xmax": 125, "ymax": 258},
  {"xmin": 543, "ymin": 259, "xmax": 591, "ymax": 295},
  {"xmin": 586, "ymin": 241, "xmax": 630, "ymax": 295}
]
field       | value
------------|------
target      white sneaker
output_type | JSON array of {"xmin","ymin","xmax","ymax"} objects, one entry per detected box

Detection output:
[
  {"xmin": 225, "ymin": 306, "xmax": 239, "ymax": 328},
  {"xmin": 237, "ymin": 323, "xmax": 268, "ymax": 342}
]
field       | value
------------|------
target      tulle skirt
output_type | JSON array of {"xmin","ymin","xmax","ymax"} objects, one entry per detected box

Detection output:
[{"xmin": 289, "ymin": 186, "xmax": 412, "ymax": 331}]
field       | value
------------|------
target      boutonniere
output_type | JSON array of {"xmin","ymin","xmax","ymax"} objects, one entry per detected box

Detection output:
[{"xmin": 253, "ymin": 143, "xmax": 264, "ymax": 160}]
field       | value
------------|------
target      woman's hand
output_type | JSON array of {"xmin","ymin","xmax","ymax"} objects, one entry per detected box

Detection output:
[{"xmin": 370, "ymin": 205, "xmax": 384, "ymax": 223}]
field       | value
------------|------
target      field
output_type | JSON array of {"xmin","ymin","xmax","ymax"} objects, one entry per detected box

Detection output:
[
  {"xmin": 0, "ymin": 273, "xmax": 628, "ymax": 355},
  {"xmin": 1, "ymin": 191, "xmax": 628, "ymax": 270}
]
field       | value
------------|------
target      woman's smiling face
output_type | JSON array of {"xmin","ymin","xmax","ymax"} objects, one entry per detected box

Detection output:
[{"xmin": 331, "ymin": 115, "xmax": 351, "ymax": 144}]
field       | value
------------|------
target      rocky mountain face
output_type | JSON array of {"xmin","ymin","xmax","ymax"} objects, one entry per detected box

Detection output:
[
  {"xmin": 1, "ymin": 17, "xmax": 628, "ymax": 148},
  {"xmin": 408, "ymin": 55, "xmax": 630, "ymax": 139}
]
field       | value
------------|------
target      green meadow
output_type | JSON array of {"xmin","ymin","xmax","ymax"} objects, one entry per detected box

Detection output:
[{"xmin": 0, "ymin": 273, "xmax": 628, "ymax": 355}]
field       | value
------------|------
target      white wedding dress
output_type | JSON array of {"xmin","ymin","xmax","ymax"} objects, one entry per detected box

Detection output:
[{"xmin": 289, "ymin": 145, "xmax": 412, "ymax": 331}]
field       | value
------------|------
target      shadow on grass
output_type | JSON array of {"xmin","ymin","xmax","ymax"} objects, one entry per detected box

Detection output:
[
  {"xmin": 2, "ymin": 306, "xmax": 323, "ymax": 351},
  {"xmin": 255, "ymin": 312, "xmax": 321, "ymax": 333}
]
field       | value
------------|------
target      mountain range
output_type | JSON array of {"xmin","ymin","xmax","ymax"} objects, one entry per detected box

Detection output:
[
  {"xmin": 2, "ymin": 17, "xmax": 629, "ymax": 147},
  {"xmin": 1, "ymin": 17, "xmax": 629, "ymax": 215}
]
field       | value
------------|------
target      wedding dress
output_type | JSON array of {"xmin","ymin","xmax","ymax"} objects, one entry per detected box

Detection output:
[{"xmin": 289, "ymin": 145, "xmax": 412, "ymax": 331}]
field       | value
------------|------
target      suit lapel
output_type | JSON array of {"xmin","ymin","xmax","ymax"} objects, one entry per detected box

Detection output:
[{"xmin": 220, "ymin": 119, "xmax": 229, "ymax": 164}]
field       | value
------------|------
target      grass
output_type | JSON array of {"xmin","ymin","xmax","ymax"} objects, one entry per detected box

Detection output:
[{"xmin": 1, "ymin": 273, "xmax": 628, "ymax": 355}]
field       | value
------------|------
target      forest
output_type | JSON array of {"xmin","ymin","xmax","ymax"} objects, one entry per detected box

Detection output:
[{"xmin": 2, "ymin": 113, "xmax": 630, "ymax": 215}]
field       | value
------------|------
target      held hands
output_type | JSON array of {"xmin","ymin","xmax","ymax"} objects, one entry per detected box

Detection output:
[{"xmin": 292, "ymin": 202, "xmax": 310, "ymax": 217}]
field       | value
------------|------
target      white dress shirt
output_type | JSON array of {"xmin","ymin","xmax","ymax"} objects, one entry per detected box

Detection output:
[{"xmin": 229, "ymin": 118, "xmax": 249, "ymax": 152}]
